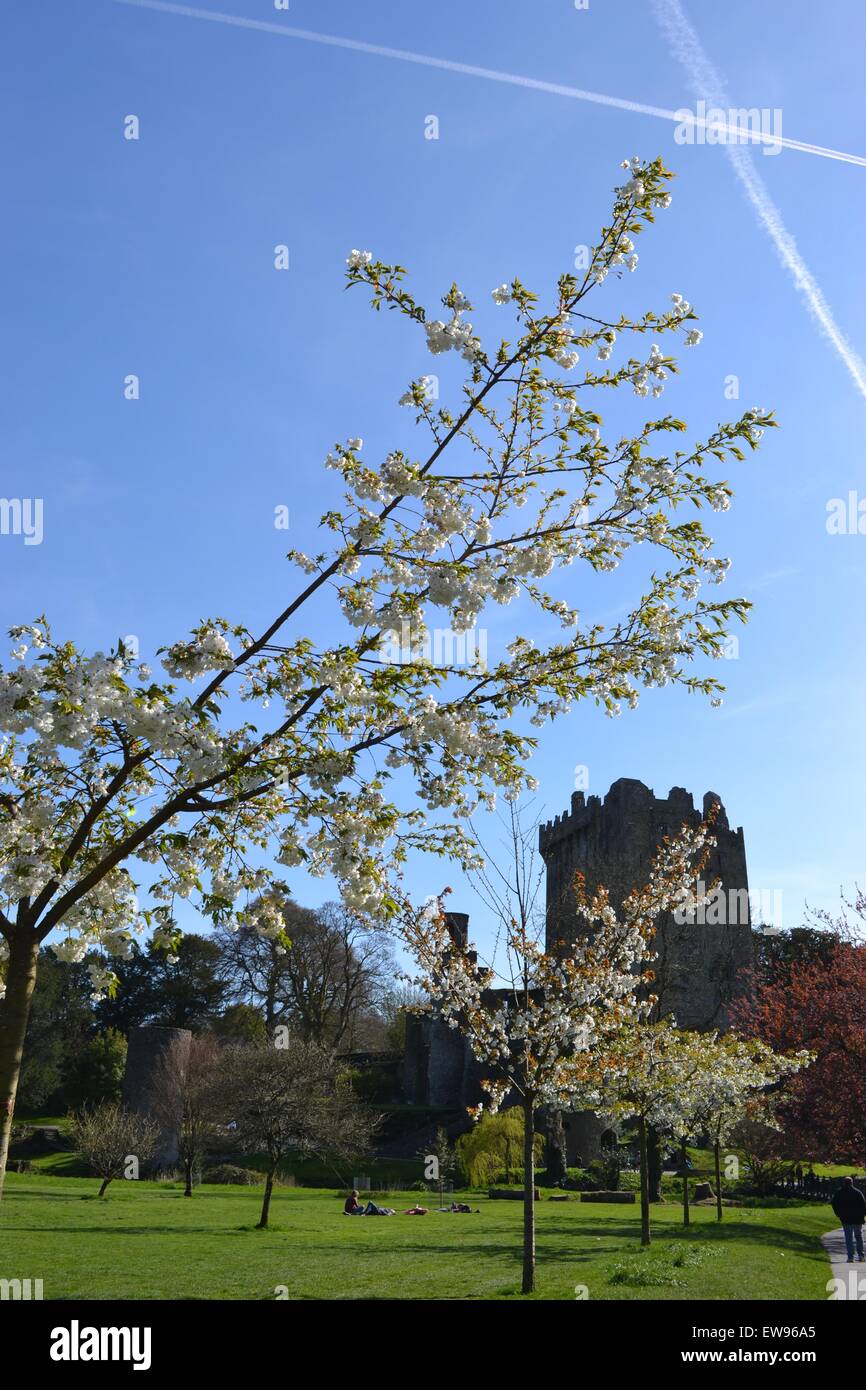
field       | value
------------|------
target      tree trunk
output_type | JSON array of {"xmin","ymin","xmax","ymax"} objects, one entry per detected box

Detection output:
[
  {"xmin": 98, "ymin": 1176, "xmax": 112, "ymax": 1198},
  {"xmin": 521, "ymin": 1098, "xmax": 535, "ymax": 1294},
  {"xmin": 0, "ymin": 929, "xmax": 40, "ymax": 1201},
  {"xmin": 681, "ymin": 1137, "xmax": 690, "ymax": 1226},
  {"xmin": 638, "ymin": 1116, "xmax": 651, "ymax": 1245},
  {"xmin": 184, "ymin": 1157, "xmax": 193, "ymax": 1197},
  {"xmin": 714, "ymin": 1139, "xmax": 723, "ymax": 1223},
  {"xmin": 541, "ymin": 1107, "xmax": 567, "ymax": 1186},
  {"xmin": 258, "ymin": 1164, "xmax": 276, "ymax": 1229},
  {"xmin": 647, "ymin": 1123, "xmax": 663, "ymax": 1202}
]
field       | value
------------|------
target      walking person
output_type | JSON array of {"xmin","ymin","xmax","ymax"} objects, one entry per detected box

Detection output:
[{"xmin": 832, "ymin": 1176, "xmax": 866, "ymax": 1262}]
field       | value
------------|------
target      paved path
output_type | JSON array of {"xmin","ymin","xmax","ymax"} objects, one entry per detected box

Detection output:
[{"xmin": 822, "ymin": 1227, "xmax": 866, "ymax": 1298}]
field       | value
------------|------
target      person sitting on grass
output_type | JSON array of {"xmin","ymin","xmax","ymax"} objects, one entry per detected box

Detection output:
[
  {"xmin": 344, "ymin": 1190, "xmax": 396, "ymax": 1215},
  {"xmin": 831, "ymin": 1176, "xmax": 866, "ymax": 1262}
]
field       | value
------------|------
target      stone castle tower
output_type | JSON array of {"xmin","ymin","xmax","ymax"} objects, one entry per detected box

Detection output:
[
  {"xmin": 539, "ymin": 778, "xmax": 753, "ymax": 1031},
  {"xmin": 537, "ymin": 778, "xmax": 754, "ymax": 1163}
]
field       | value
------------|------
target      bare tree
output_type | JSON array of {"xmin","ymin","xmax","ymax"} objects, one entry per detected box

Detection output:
[
  {"xmin": 216, "ymin": 898, "xmax": 394, "ymax": 1049},
  {"xmin": 379, "ymin": 981, "xmax": 426, "ymax": 1051},
  {"xmin": 71, "ymin": 1102, "xmax": 159, "ymax": 1199},
  {"xmin": 149, "ymin": 1035, "xmax": 224, "ymax": 1197},
  {"xmin": 224, "ymin": 1040, "xmax": 377, "ymax": 1229}
]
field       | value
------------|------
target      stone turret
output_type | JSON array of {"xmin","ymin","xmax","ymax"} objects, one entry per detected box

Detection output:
[
  {"xmin": 122, "ymin": 1025, "xmax": 191, "ymax": 1169},
  {"xmin": 402, "ymin": 912, "xmax": 490, "ymax": 1109}
]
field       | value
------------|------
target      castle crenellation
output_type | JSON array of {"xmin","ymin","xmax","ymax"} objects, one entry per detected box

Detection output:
[{"xmin": 538, "ymin": 781, "xmax": 736, "ymax": 856}]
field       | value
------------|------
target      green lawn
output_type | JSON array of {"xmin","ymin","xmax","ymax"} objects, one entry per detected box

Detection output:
[{"xmin": 0, "ymin": 1172, "xmax": 836, "ymax": 1300}]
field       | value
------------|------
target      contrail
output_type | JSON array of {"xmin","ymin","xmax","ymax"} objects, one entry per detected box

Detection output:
[
  {"xmin": 109, "ymin": 0, "xmax": 866, "ymax": 166},
  {"xmin": 652, "ymin": 0, "xmax": 866, "ymax": 400}
]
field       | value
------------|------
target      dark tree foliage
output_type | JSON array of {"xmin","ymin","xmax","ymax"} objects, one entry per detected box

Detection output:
[
  {"xmin": 95, "ymin": 935, "xmax": 229, "ymax": 1034},
  {"xmin": 16, "ymin": 949, "xmax": 93, "ymax": 1113},
  {"xmin": 751, "ymin": 925, "xmax": 841, "ymax": 985}
]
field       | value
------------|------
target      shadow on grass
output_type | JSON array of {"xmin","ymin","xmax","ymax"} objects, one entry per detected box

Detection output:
[{"xmin": 0, "ymin": 1222, "xmax": 259, "ymax": 1236}]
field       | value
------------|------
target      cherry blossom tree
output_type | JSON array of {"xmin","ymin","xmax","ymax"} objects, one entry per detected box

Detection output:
[
  {"xmin": 402, "ymin": 818, "xmax": 715, "ymax": 1293},
  {"xmin": 597, "ymin": 1019, "xmax": 723, "ymax": 1244},
  {"xmin": 0, "ymin": 155, "xmax": 774, "ymax": 1195},
  {"xmin": 600, "ymin": 1022, "xmax": 811, "ymax": 1239},
  {"xmin": 692, "ymin": 1034, "xmax": 811, "ymax": 1221}
]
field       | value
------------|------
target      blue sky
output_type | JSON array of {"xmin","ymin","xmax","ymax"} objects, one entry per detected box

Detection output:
[{"xmin": 2, "ymin": 0, "xmax": 864, "ymax": 952}]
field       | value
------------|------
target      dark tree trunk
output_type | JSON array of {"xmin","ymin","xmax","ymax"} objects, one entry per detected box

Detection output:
[
  {"xmin": 714, "ymin": 1139, "xmax": 724, "ymax": 1222},
  {"xmin": 258, "ymin": 1164, "xmax": 276, "ymax": 1229},
  {"xmin": 98, "ymin": 1177, "xmax": 112, "ymax": 1198},
  {"xmin": 0, "ymin": 929, "xmax": 40, "ymax": 1201},
  {"xmin": 541, "ymin": 1108, "xmax": 567, "ymax": 1186},
  {"xmin": 184, "ymin": 1157, "xmax": 193, "ymax": 1197},
  {"xmin": 681, "ymin": 1137, "xmax": 690, "ymax": 1226},
  {"xmin": 521, "ymin": 1098, "xmax": 536, "ymax": 1294},
  {"xmin": 638, "ymin": 1116, "xmax": 651, "ymax": 1245},
  {"xmin": 647, "ymin": 1123, "xmax": 663, "ymax": 1202}
]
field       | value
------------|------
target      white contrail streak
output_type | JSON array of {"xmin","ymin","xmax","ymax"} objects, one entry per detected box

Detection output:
[
  {"xmin": 109, "ymin": 0, "xmax": 866, "ymax": 167},
  {"xmin": 652, "ymin": 0, "xmax": 866, "ymax": 400}
]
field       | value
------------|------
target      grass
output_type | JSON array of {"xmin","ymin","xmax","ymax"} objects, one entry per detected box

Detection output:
[
  {"xmin": 14, "ymin": 1114, "xmax": 71, "ymax": 1129},
  {"xmin": 0, "ymin": 1171, "xmax": 836, "ymax": 1300}
]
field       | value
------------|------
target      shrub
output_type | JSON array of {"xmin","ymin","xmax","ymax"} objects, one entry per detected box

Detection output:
[
  {"xmin": 587, "ymin": 1154, "xmax": 621, "ymax": 1191},
  {"xmin": 65, "ymin": 1030, "xmax": 127, "ymax": 1109},
  {"xmin": 202, "ymin": 1164, "xmax": 265, "ymax": 1186},
  {"xmin": 608, "ymin": 1260, "xmax": 683, "ymax": 1288},
  {"xmin": 71, "ymin": 1102, "xmax": 159, "ymax": 1198}
]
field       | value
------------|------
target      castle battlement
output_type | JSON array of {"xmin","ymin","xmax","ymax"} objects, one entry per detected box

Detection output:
[{"xmin": 539, "ymin": 777, "xmax": 740, "ymax": 854}]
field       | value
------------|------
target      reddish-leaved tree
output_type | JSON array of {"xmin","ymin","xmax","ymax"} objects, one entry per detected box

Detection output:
[{"xmin": 734, "ymin": 935, "xmax": 866, "ymax": 1165}]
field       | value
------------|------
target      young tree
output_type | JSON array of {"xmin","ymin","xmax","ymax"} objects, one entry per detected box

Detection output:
[
  {"xmin": 693, "ymin": 1033, "xmax": 811, "ymax": 1217},
  {"xmin": 0, "ymin": 155, "xmax": 774, "ymax": 1194},
  {"xmin": 598, "ymin": 1020, "xmax": 728, "ymax": 1244},
  {"xmin": 149, "ymin": 1034, "xmax": 224, "ymax": 1197},
  {"xmin": 599, "ymin": 1021, "xmax": 810, "ymax": 1239},
  {"xmin": 71, "ymin": 1101, "xmax": 158, "ymax": 1199},
  {"xmin": 403, "ymin": 816, "xmax": 714, "ymax": 1292},
  {"xmin": 224, "ymin": 1040, "xmax": 375, "ymax": 1229}
]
